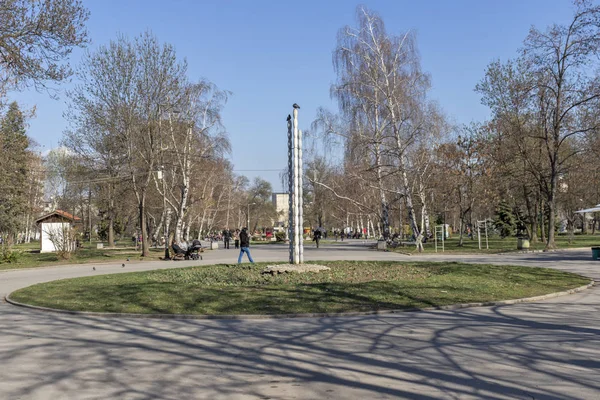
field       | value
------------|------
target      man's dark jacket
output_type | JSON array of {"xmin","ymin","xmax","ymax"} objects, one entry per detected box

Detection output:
[{"xmin": 240, "ymin": 230, "xmax": 250, "ymax": 247}]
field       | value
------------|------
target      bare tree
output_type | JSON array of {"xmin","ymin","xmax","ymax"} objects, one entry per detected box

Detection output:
[
  {"xmin": 162, "ymin": 81, "xmax": 230, "ymax": 243},
  {"xmin": 478, "ymin": 0, "xmax": 600, "ymax": 248},
  {"xmin": 312, "ymin": 7, "xmax": 433, "ymax": 250},
  {"xmin": 0, "ymin": 0, "xmax": 89, "ymax": 96},
  {"xmin": 65, "ymin": 32, "xmax": 187, "ymax": 256}
]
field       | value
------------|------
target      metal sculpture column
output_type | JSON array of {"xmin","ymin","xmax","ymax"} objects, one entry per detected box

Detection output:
[
  {"xmin": 287, "ymin": 103, "xmax": 302, "ymax": 264},
  {"xmin": 292, "ymin": 106, "xmax": 300, "ymax": 264},
  {"xmin": 298, "ymin": 128, "xmax": 304, "ymax": 264},
  {"xmin": 287, "ymin": 114, "xmax": 294, "ymax": 264}
]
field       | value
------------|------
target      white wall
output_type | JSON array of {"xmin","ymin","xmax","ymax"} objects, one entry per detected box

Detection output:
[
  {"xmin": 272, "ymin": 193, "xmax": 289, "ymax": 226},
  {"xmin": 40, "ymin": 222, "xmax": 71, "ymax": 253}
]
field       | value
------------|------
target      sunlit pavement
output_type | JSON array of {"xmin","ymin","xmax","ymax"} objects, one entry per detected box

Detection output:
[{"xmin": 1, "ymin": 243, "xmax": 599, "ymax": 399}]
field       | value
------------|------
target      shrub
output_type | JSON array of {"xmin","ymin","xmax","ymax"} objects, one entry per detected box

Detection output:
[
  {"xmin": 1, "ymin": 246, "xmax": 20, "ymax": 263},
  {"xmin": 56, "ymin": 250, "xmax": 72, "ymax": 260}
]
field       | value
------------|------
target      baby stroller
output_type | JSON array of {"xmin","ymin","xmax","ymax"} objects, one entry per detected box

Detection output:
[
  {"xmin": 187, "ymin": 239, "xmax": 203, "ymax": 260},
  {"xmin": 171, "ymin": 240, "xmax": 203, "ymax": 261}
]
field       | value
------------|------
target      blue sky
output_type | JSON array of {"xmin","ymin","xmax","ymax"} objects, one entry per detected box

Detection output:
[{"xmin": 10, "ymin": 0, "xmax": 575, "ymax": 191}]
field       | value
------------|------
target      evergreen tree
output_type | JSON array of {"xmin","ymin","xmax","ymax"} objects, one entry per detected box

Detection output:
[
  {"xmin": 493, "ymin": 201, "xmax": 515, "ymax": 239},
  {"xmin": 0, "ymin": 102, "xmax": 30, "ymax": 243}
]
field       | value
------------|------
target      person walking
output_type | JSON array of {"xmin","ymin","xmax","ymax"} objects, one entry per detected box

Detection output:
[
  {"xmin": 237, "ymin": 227, "xmax": 254, "ymax": 263},
  {"xmin": 233, "ymin": 229, "xmax": 240, "ymax": 249},
  {"xmin": 223, "ymin": 228, "xmax": 231, "ymax": 249},
  {"xmin": 313, "ymin": 227, "xmax": 322, "ymax": 248}
]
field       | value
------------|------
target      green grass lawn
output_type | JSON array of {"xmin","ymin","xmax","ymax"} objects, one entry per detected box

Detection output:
[
  {"xmin": 396, "ymin": 234, "xmax": 600, "ymax": 254},
  {"xmin": 0, "ymin": 241, "xmax": 163, "ymax": 271},
  {"xmin": 9, "ymin": 261, "xmax": 590, "ymax": 315}
]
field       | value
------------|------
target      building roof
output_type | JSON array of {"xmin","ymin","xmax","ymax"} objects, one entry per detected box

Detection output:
[{"xmin": 35, "ymin": 210, "xmax": 81, "ymax": 224}]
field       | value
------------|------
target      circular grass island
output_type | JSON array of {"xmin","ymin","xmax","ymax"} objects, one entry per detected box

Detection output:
[{"xmin": 8, "ymin": 261, "xmax": 591, "ymax": 316}]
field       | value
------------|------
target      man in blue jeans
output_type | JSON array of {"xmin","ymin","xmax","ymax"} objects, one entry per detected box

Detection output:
[{"xmin": 237, "ymin": 227, "xmax": 254, "ymax": 263}]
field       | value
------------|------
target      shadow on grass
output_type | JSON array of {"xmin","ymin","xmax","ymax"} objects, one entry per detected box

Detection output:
[{"xmin": 10, "ymin": 261, "xmax": 588, "ymax": 315}]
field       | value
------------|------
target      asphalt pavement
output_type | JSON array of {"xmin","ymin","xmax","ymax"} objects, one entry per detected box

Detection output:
[{"xmin": 0, "ymin": 242, "xmax": 599, "ymax": 399}]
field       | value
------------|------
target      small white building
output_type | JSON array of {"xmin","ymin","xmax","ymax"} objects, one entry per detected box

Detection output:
[{"xmin": 35, "ymin": 210, "xmax": 81, "ymax": 253}]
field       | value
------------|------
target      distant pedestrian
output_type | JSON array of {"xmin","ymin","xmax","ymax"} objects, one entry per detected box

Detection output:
[
  {"xmin": 223, "ymin": 228, "xmax": 231, "ymax": 249},
  {"xmin": 237, "ymin": 227, "xmax": 254, "ymax": 263},
  {"xmin": 234, "ymin": 229, "xmax": 240, "ymax": 249},
  {"xmin": 313, "ymin": 228, "xmax": 322, "ymax": 248}
]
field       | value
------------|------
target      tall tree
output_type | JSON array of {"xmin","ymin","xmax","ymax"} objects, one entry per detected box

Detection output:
[
  {"xmin": 0, "ymin": 102, "xmax": 30, "ymax": 242},
  {"xmin": 66, "ymin": 32, "xmax": 187, "ymax": 256},
  {"xmin": 478, "ymin": 0, "xmax": 600, "ymax": 248},
  {"xmin": 162, "ymin": 81, "xmax": 230, "ymax": 243},
  {"xmin": 314, "ymin": 6, "xmax": 434, "ymax": 249}
]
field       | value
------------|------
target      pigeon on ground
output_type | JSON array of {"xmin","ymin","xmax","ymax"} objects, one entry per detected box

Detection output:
[
  {"xmin": 93, "ymin": 266, "xmax": 95, "ymax": 271},
  {"xmin": 122, "ymin": 263, "xmax": 125, "ymax": 268},
  {"xmin": 126, "ymin": 258, "xmax": 130, "ymax": 262},
  {"xmin": 293, "ymin": 103, "xmax": 300, "ymax": 109}
]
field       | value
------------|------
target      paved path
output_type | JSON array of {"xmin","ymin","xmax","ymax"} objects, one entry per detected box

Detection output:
[{"xmin": 1, "ymin": 244, "xmax": 599, "ymax": 400}]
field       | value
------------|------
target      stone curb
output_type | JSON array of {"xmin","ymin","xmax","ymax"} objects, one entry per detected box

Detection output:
[{"xmin": 5, "ymin": 281, "xmax": 594, "ymax": 321}]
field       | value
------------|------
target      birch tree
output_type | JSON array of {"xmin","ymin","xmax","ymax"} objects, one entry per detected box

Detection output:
[
  {"xmin": 161, "ymin": 81, "xmax": 229, "ymax": 243},
  {"xmin": 313, "ymin": 6, "xmax": 433, "ymax": 249}
]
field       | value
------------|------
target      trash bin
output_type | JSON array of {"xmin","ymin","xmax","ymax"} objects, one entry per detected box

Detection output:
[
  {"xmin": 517, "ymin": 238, "xmax": 530, "ymax": 250},
  {"xmin": 377, "ymin": 240, "xmax": 387, "ymax": 250},
  {"xmin": 592, "ymin": 247, "xmax": 600, "ymax": 260}
]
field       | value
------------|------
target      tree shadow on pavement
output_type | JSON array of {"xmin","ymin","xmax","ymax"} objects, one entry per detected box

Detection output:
[{"xmin": 1, "ymin": 289, "xmax": 599, "ymax": 399}]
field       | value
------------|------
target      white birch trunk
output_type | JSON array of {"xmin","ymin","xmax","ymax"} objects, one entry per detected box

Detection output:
[
  {"xmin": 346, "ymin": 213, "xmax": 349, "ymax": 234},
  {"xmin": 165, "ymin": 208, "xmax": 172, "ymax": 245},
  {"xmin": 418, "ymin": 183, "xmax": 432, "ymax": 238},
  {"xmin": 184, "ymin": 220, "xmax": 190, "ymax": 242},
  {"xmin": 155, "ymin": 209, "xmax": 165, "ymax": 244},
  {"xmin": 225, "ymin": 185, "xmax": 232, "ymax": 228},
  {"xmin": 359, "ymin": 215, "xmax": 364, "ymax": 238},
  {"xmin": 172, "ymin": 125, "xmax": 194, "ymax": 244},
  {"xmin": 174, "ymin": 179, "xmax": 189, "ymax": 243},
  {"xmin": 197, "ymin": 210, "xmax": 207, "ymax": 240},
  {"xmin": 402, "ymin": 166, "xmax": 423, "ymax": 251}
]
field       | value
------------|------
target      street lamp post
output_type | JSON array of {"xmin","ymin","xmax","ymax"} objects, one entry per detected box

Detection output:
[{"xmin": 247, "ymin": 202, "xmax": 256, "ymax": 231}]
